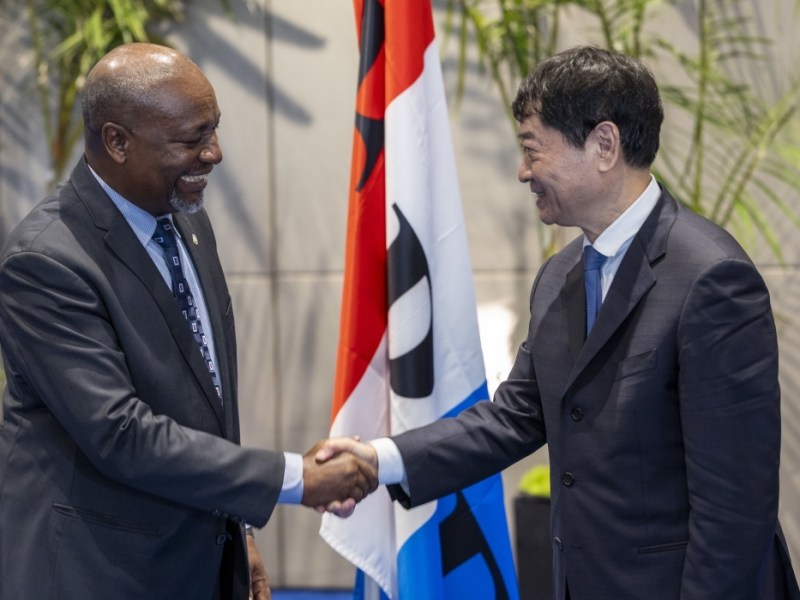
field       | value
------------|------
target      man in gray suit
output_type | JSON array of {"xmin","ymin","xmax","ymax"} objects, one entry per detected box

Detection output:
[
  {"xmin": 0, "ymin": 43, "xmax": 376, "ymax": 600},
  {"xmin": 320, "ymin": 46, "xmax": 799, "ymax": 599}
]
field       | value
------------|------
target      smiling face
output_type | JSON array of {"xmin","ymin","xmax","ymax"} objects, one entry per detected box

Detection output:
[
  {"xmin": 511, "ymin": 47, "xmax": 663, "ymax": 240},
  {"xmin": 517, "ymin": 112, "xmax": 599, "ymax": 231},
  {"xmin": 84, "ymin": 44, "xmax": 224, "ymax": 216},
  {"xmin": 115, "ymin": 73, "xmax": 222, "ymax": 215}
]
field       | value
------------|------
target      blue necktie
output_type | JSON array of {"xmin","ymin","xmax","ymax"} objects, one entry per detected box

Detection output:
[
  {"xmin": 152, "ymin": 217, "xmax": 222, "ymax": 402},
  {"xmin": 583, "ymin": 245, "xmax": 606, "ymax": 335}
]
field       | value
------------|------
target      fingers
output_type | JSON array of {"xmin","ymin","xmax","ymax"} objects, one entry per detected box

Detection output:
[
  {"xmin": 246, "ymin": 535, "xmax": 271, "ymax": 600},
  {"xmin": 315, "ymin": 437, "xmax": 378, "ymax": 470},
  {"xmin": 314, "ymin": 436, "xmax": 359, "ymax": 463},
  {"xmin": 322, "ymin": 498, "xmax": 357, "ymax": 518},
  {"xmin": 328, "ymin": 452, "xmax": 374, "ymax": 501},
  {"xmin": 313, "ymin": 437, "xmax": 348, "ymax": 462},
  {"xmin": 251, "ymin": 577, "xmax": 271, "ymax": 600},
  {"xmin": 301, "ymin": 446, "xmax": 378, "ymax": 509}
]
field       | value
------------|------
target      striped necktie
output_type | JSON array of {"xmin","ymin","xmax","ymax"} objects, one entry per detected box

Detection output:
[{"xmin": 152, "ymin": 217, "xmax": 222, "ymax": 402}]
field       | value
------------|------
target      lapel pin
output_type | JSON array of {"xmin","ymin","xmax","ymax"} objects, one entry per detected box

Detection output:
[{"xmin": 192, "ymin": 234, "xmax": 199, "ymax": 246}]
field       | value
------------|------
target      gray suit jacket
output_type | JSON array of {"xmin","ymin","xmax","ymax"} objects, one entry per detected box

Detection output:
[
  {"xmin": 389, "ymin": 189, "xmax": 799, "ymax": 599},
  {"xmin": 0, "ymin": 158, "xmax": 283, "ymax": 600}
]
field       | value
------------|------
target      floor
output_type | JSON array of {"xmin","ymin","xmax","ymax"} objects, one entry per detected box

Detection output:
[{"xmin": 273, "ymin": 591, "xmax": 352, "ymax": 600}]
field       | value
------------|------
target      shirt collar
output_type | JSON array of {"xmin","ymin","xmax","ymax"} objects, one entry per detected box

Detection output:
[
  {"xmin": 87, "ymin": 164, "xmax": 174, "ymax": 246},
  {"xmin": 586, "ymin": 175, "xmax": 660, "ymax": 257}
]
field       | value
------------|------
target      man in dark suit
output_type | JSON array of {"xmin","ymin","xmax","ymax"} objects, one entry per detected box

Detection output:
[
  {"xmin": 319, "ymin": 46, "xmax": 800, "ymax": 598},
  {"xmin": 0, "ymin": 43, "xmax": 376, "ymax": 600}
]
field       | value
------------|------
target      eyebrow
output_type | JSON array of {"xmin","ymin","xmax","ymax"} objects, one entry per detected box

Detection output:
[
  {"xmin": 189, "ymin": 112, "xmax": 221, "ymax": 134},
  {"xmin": 517, "ymin": 131, "xmax": 535, "ymax": 142}
]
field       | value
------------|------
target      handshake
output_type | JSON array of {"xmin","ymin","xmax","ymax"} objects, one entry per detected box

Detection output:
[{"xmin": 300, "ymin": 437, "xmax": 380, "ymax": 518}]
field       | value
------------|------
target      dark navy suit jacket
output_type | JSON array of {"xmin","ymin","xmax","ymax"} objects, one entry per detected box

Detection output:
[{"xmin": 390, "ymin": 189, "xmax": 799, "ymax": 599}]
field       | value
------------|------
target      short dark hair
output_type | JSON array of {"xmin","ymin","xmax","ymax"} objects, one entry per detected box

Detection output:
[{"xmin": 511, "ymin": 46, "xmax": 664, "ymax": 168}]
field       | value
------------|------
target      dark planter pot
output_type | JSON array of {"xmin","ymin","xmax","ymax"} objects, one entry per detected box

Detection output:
[{"xmin": 514, "ymin": 494, "xmax": 553, "ymax": 600}]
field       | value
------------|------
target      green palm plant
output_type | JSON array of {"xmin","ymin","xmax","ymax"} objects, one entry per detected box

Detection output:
[
  {"xmin": 25, "ymin": 0, "xmax": 228, "ymax": 189},
  {"xmin": 653, "ymin": 1, "xmax": 800, "ymax": 259},
  {"xmin": 444, "ymin": 0, "xmax": 800, "ymax": 261}
]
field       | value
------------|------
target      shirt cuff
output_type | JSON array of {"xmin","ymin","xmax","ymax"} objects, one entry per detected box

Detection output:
[
  {"xmin": 278, "ymin": 452, "xmax": 303, "ymax": 504},
  {"xmin": 369, "ymin": 437, "xmax": 406, "ymax": 486}
]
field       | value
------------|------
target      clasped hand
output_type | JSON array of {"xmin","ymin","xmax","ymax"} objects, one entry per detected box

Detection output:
[{"xmin": 301, "ymin": 437, "xmax": 379, "ymax": 518}]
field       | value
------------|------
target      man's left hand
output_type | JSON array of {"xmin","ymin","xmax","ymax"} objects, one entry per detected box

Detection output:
[{"xmin": 246, "ymin": 532, "xmax": 271, "ymax": 600}]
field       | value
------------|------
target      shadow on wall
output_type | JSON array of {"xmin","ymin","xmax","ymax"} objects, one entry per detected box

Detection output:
[{"xmin": 161, "ymin": 1, "xmax": 323, "ymax": 126}]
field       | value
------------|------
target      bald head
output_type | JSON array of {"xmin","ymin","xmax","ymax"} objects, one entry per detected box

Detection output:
[
  {"xmin": 79, "ymin": 43, "xmax": 222, "ymax": 215},
  {"xmin": 81, "ymin": 43, "xmax": 205, "ymax": 136}
]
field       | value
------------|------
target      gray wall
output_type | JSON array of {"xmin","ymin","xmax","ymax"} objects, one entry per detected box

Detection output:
[{"xmin": 1, "ymin": 0, "xmax": 798, "ymax": 589}]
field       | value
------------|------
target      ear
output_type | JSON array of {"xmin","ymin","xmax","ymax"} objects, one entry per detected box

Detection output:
[
  {"xmin": 591, "ymin": 121, "xmax": 620, "ymax": 173},
  {"xmin": 101, "ymin": 123, "xmax": 130, "ymax": 164}
]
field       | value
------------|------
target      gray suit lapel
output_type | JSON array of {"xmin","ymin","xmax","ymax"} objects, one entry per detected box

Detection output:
[{"xmin": 71, "ymin": 160, "xmax": 227, "ymax": 431}]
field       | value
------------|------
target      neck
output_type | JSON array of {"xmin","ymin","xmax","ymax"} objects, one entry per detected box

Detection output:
[{"xmin": 584, "ymin": 169, "xmax": 651, "ymax": 243}]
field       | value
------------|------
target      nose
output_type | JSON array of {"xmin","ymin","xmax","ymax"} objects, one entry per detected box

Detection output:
[
  {"xmin": 200, "ymin": 132, "xmax": 223, "ymax": 164},
  {"xmin": 518, "ymin": 158, "xmax": 531, "ymax": 183}
]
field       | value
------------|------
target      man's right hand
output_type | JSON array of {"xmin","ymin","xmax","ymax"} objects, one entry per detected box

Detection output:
[
  {"xmin": 301, "ymin": 439, "xmax": 378, "ymax": 516},
  {"xmin": 310, "ymin": 437, "xmax": 379, "ymax": 517}
]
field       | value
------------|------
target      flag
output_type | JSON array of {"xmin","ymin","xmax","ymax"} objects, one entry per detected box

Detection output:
[{"xmin": 320, "ymin": 1, "xmax": 519, "ymax": 599}]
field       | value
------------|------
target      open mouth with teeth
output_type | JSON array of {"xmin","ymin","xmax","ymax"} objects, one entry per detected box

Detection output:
[
  {"xmin": 177, "ymin": 173, "xmax": 210, "ymax": 196},
  {"xmin": 181, "ymin": 173, "xmax": 208, "ymax": 185}
]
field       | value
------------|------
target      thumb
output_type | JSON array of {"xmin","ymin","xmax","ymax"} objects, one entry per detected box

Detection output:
[
  {"xmin": 315, "ymin": 437, "xmax": 360, "ymax": 463},
  {"xmin": 315, "ymin": 444, "xmax": 335, "ymax": 463}
]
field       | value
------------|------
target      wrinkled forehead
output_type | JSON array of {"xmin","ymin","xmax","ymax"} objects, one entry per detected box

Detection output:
[{"xmin": 132, "ymin": 73, "xmax": 220, "ymax": 131}]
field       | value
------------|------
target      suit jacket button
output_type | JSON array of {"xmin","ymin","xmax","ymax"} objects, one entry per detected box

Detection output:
[
  {"xmin": 570, "ymin": 407, "xmax": 583, "ymax": 421},
  {"xmin": 212, "ymin": 509, "xmax": 222, "ymax": 517},
  {"xmin": 215, "ymin": 533, "xmax": 228, "ymax": 545},
  {"xmin": 554, "ymin": 537, "xmax": 563, "ymax": 552},
  {"xmin": 561, "ymin": 472, "xmax": 575, "ymax": 487}
]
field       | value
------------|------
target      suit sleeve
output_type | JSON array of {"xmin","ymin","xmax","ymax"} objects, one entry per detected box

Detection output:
[
  {"xmin": 390, "ymin": 311, "xmax": 548, "ymax": 508},
  {"xmin": 677, "ymin": 258, "xmax": 781, "ymax": 598},
  {"xmin": 0, "ymin": 249, "xmax": 283, "ymax": 528}
]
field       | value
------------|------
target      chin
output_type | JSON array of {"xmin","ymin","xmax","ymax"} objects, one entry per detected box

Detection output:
[
  {"xmin": 537, "ymin": 211, "xmax": 556, "ymax": 226},
  {"xmin": 169, "ymin": 193, "xmax": 205, "ymax": 214}
]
